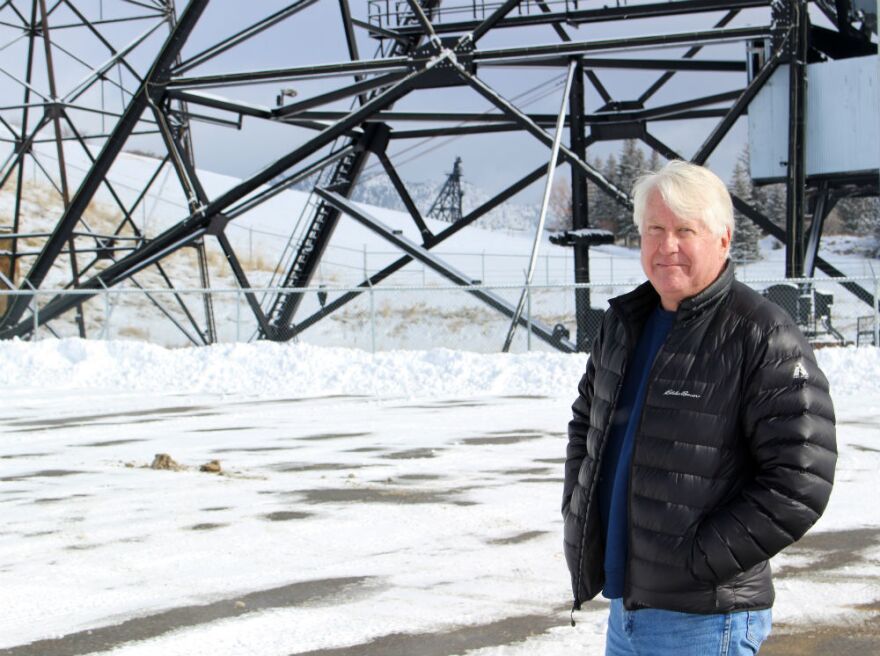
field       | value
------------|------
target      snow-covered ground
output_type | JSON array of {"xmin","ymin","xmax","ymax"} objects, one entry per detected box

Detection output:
[{"xmin": 0, "ymin": 341, "xmax": 878, "ymax": 655}]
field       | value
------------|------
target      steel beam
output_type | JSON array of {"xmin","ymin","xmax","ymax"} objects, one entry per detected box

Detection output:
[
  {"xmin": 692, "ymin": 43, "xmax": 786, "ymax": 165},
  {"xmin": 315, "ymin": 188, "xmax": 576, "ymax": 352},
  {"xmin": 382, "ymin": 0, "xmax": 769, "ymax": 37},
  {"xmin": 638, "ymin": 9, "xmax": 740, "ymax": 105},
  {"xmin": 472, "ymin": 26, "xmax": 772, "ymax": 64},
  {"xmin": 173, "ymin": 0, "xmax": 320, "ymax": 75},
  {"xmin": 569, "ymin": 60, "xmax": 592, "ymax": 351},
  {"xmin": 646, "ymin": 133, "xmax": 879, "ymax": 310},
  {"xmin": 452, "ymin": 63, "xmax": 631, "ymax": 210},
  {"xmin": 784, "ymin": 0, "xmax": 808, "ymax": 279},
  {"xmin": 377, "ymin": 151, "xmax": 432, "ymax": 240},
  {"xmin": 169, "ymin": 59, "xmax": 410, "ymax": 89},
  {"xmin": 1, "ymin": 0, "xmax": 209, "ymax": 328},
  {"xmin": 479, "ymin": 56, "xmax": 746, "ymax": 73},
  {"xmin": 803, "ymin": 182, "xmax": 835, "ymax": 278},
  {"xmin": 289, "ymin": 162, "xmax": 551, "ymax": 336}
]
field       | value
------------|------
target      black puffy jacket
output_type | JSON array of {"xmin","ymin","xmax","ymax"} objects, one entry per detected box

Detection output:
[{"xmin": 562, "ymin": 263, "xmax": 837, "ymax": 614}]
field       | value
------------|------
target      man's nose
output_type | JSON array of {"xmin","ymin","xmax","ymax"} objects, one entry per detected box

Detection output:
[{"xmin": 658, "ymin": 231, "xmax": 679, "ymax": 253}]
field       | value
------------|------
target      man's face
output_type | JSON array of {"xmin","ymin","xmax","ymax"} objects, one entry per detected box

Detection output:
[{"xmin": 640, "ymin": 190, "xmax": 730, "ymax": 311}]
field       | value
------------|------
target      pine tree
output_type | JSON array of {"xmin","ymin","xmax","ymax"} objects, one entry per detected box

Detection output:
[
  {"xmin": 616, "ymin": 140, "xmax": 645, "ymax": 246},
  {"xmin": 755, "ymin": 183, "xmax": 786, "ymax": 230},
  {"xmin": 647, "ymin": 149, "xmax": 662, "ymax": 175},
  {"xmin": 874, "ymin": 208, "xmax": 880, "ymax": 257},
  {"xmin": 592, "ymin": 153, "xmax": 620, "ymax": 234},
  {"xmin": 586, "ymin": 155, "xmax": 602, "ymax": 227},
  {"xmin": 836, "ymin": 197, "xmax": 879, "ymax": 236},
  {"xmin": 728, "ymin": 149, "xmax": 763, "ymax": 263}
]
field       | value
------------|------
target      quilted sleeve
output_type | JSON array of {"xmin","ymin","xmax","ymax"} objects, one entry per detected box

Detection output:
[
  {"xmin": 562, "ymin": 320, "xmax": 602, "ymax": 517},
  {"xmin": 690, "ymin": 321, "xmax": 837, "ymax": 584}
]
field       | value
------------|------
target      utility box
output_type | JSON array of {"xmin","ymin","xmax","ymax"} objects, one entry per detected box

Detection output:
[{"xmin": 748, "ymin": 55, "xmax": 880, "ymax": 182}]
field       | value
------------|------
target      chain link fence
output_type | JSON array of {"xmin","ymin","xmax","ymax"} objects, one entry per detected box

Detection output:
[{"xmin": 1, "ymin": 275, "xmax": 878, "ymax": 352}]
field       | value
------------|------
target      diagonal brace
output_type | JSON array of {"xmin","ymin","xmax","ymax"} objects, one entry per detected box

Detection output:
[{"xmin": 314, "ymin": 187, "xmax": 576, "ymax": 352}]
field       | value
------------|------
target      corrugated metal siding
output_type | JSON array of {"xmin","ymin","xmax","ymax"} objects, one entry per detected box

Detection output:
[{"xmin": 748, "ymin": 55, "xmax": 879, "ymax": 182}]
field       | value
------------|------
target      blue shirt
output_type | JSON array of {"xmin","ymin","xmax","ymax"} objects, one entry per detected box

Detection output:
[{"xmin": 598, "ymin": 305, "xmax": 675, "ymax": 599}]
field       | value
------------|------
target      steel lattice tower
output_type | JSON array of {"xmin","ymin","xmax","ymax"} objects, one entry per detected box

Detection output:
[
  {"xmin": 427, "ymin": 157, "xmax": 464, "ymax": 223},
  {"xmin": 0, "ymin": 0, "xmax": 876, "ymax": 350}
]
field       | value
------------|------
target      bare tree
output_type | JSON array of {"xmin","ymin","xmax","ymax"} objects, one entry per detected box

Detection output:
[{"xmin": 547, "ymin": 176, "xmax": 573, "ymax": 231}]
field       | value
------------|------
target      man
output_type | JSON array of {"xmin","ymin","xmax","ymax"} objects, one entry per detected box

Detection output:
[{"xmin": 562, "ymin": 160, "xmax": 836, "ymax": 655}]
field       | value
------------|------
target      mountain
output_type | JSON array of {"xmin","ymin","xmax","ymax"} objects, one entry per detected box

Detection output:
[{"xmin": 288, "ymin": 169, "xmax": 542, "ymax": 233}]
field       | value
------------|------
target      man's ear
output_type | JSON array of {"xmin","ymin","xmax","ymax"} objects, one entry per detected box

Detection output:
[{"xmin": 721, "ymin": 227, "xmax": 731, "ymax": 253}]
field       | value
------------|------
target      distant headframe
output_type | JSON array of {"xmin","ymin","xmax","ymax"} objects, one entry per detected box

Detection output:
[{"xmin": 0, "ymin": 0, "xmax": 876, "ymax": 349}]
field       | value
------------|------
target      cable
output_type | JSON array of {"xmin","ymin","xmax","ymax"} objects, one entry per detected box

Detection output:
[{"xmin": 358, "ymin": 70, "xmax": 570, "ymax": 182}]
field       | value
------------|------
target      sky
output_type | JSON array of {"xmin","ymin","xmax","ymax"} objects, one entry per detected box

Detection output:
[{"xmin": 0, "ymin": 0, "xmax": 863, "ymax": 208}]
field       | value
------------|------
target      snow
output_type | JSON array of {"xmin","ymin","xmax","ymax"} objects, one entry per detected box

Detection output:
[
  {"xmin": 0, "ymin": 341, "xmax": 879, "ymax": 654},
  {"xmin": 1, "ymin": 338, "xmax": 879, "ymax": 399},
  {"xmin": 3, "ymin": 137, "xmax": 880, "ymax": 655}
]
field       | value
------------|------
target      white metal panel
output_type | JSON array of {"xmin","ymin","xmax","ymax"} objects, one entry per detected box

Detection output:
[
  {"xmin": 807, "ymin": 56, "xmax": 879, "ymax": 177},
  {"xmin": 748, "ymin": 55, "xmax": 880, "ymax": 181},
  {"xmin": 748, "ymin": 66, "xmax": 789, "ymax": 181}
]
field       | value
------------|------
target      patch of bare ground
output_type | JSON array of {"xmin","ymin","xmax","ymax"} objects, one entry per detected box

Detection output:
[
  {"xmin": 763, "ymin": 527, "xmax": 880, "ymax": 653},
  {"xmin": 262, "ymin": 510, "xmax": 312, "ymax": 522},
  {"xmin": 292, "ymin": 610, "xmax": 569, "ymax": 656},
  {"xmin": 462, "ymin": 433, "xmax": 544, "ymax": 445},
  {"xmin": 295, "ymin": 486, "xmax": 471, "ymax": 506},
  {"xmin": 383, "ymin": 447, "xmax": 443, "ymax": 460},
  {"xmin": 269, "ymin": 461, "xmax": 371, "ymax": 472},
  {"xmin": 0, "ymin": 577, "xmax": 376, "ymax": 656},
  {"xmin": 487, "ymin": 530, "xmax": 550, "ymax": 545},
  {"xmin": 1, "ymin": 469, "xmax": 84, "ymax": 482},
  {"xmin": 295, "ymin": 431, "xmax": 371, "ymax": 441},
  {"xmin": 762, "ymin": 621, "xmax": 880, "ymax": 655},
  {"xmin": 775, "ymin": 527, "xmax": 880, "ymax": 577},
  {"xmin": 3, "ymin": 405, "xmax": 212, "ymax": 429}
]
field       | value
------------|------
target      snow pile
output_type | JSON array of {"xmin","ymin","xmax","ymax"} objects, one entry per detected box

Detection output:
[
  {"xmin": 813, "ymin": 345, "xmax": 880, "ymax": 397},
  {"xmin": 2, "ymin": 338, "xmax": 878, "ymax": 399},
  {"xmin": 0, "ymin": 338, "xmax": 586, "ymax": 397}
]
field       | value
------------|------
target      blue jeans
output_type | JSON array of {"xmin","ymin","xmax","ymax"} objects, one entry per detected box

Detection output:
[{"xmin": 605, "ymin": 598, "xmax": 772, "ymax": 655}]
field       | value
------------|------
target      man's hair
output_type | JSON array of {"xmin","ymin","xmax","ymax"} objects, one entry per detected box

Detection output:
[{"xmin": 632, "ymin": 160, "xmax": 734, "ymax": 238}]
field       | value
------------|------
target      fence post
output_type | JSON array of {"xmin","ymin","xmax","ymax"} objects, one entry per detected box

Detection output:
[
  {"xmin": 369, "ymin": 281, "xmax": 376, "ymax": 354},
  {"xmin": 545, "ymin": 254, "xmax": 550, "ymax": 285},
  {"xmin": 103, "ymin": 288, "xmax": 111, "ymax": 340},
  {"xmin": 874, "ymin": 275, "xmax": 879, "ymax": 347},
  {"xmin": 526, "ymin": 282, "xmax": 532, "ymax": 352},
  {"xmin": 363, "ymin": 244, "xmax": 368, "ymax": 279},
  {"xmin": 236, "ymin": 288, "xmax": 242, "ymax": 342},
  {"xmin": 96, "ymin": 279, "xmax": 110, "ymax": 340},
  {"xmin": 31, "ymin": 289, "xmax": 39, "ymax": 342},
  {"xmin": 481, "ymin": 250, "xmax": 485, "ymax": 283}
]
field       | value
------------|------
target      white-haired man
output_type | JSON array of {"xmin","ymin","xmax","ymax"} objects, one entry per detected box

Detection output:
[{"xmin": 562, "ymin": 160, "xmax": 836, "ymax": 655}]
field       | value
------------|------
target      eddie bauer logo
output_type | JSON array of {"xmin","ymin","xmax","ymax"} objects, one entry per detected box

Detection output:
[
  {"xmin": 664, "ymin": 389, "xmax": 701, "ymax": 399},
  {"xmin": 793, "ymin": 362, "xmax": 809, "ymax": 381}
]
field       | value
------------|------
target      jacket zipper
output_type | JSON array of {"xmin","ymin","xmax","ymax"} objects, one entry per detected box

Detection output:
[
  {"xmin": 622, "ymin": 316, "xmax": 676, "ymax": 610},
  {"xmin": 571, "ymin": 308, "xmax": 631, "ymax": 625}
]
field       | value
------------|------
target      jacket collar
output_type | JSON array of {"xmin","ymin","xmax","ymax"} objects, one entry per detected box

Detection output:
[
  {"xmin": 677, "ymin": 259, "xmax": 735, "ymax": 322},
  {"xmin": 609, "ymin": 260, "xmax": 735, "ymax": 325}
]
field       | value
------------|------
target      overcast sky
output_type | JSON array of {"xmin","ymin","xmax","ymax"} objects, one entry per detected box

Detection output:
[{"xmin": 0, "ymin": 0, "xmax": 845, "ymax": 203}]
